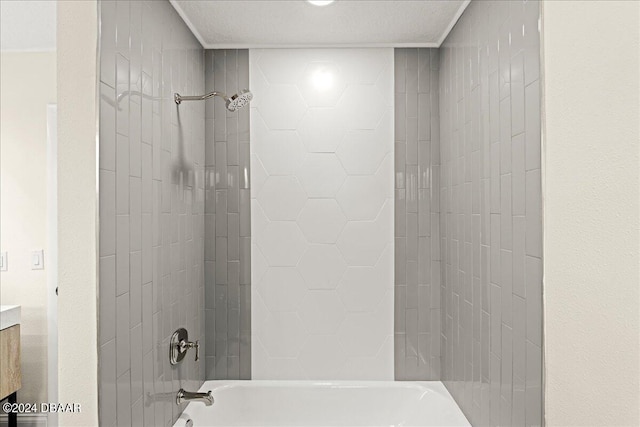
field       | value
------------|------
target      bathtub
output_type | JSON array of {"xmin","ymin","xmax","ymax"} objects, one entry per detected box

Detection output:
[{"xmin": 173, "ymin": 381, "xmax": 470, "ymax": 427}]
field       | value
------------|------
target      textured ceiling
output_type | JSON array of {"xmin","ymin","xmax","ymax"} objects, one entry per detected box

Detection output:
[
  {"xmin": 170, "ymin": 0, "xmax": 470, "ymax": 48},
  {"xmin": 0, "ymin": 1, "xmax": 56, "ymax": 51}
]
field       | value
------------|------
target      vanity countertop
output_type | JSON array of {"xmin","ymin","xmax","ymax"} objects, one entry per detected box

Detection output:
[{"xmin": 0, "ymin": 305, "xmax": 21, "ymax": 330}]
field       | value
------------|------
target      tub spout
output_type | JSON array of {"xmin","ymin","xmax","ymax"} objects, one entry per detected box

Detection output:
[{"xmin": 176, "ymin": 389, "xmax": 214, "ymax": 406}]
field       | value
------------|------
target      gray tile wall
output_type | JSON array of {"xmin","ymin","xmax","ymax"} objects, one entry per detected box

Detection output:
[
  {"xmin": 98, "ymin": 1, "xmax": 206, "ymax": 426},
  {"xmin": 438, "ymin": 1, "xmax": 543, "ymax": 426},
  {"xmin": 394, "ymin": 48, "xmax": 442, "ymax": 381},
  {"xmin": 204, "ymin": 49, "xmax": 251, "ymax": 380}
]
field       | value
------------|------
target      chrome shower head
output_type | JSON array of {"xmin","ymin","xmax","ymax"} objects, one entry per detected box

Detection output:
[
  {"xmin": 174, "ymin": 88, "xmax": 253, "ymax": 112},
  {"xmin": 225, "ymin": 89, "xmax": 253, "ymax": 112}
]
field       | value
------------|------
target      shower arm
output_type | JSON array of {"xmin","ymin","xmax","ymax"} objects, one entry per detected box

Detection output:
[{"xmin": 174, "ymin": 91, "xmax": 227, "ymax": 105}]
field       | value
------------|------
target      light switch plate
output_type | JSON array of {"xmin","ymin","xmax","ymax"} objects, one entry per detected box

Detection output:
[
  {"xmin": 0, "ymin": 252, "xmax": 7, "ymax": 271},
  {"xmin": 32, "ymin": 250, "xmax": 45, "ymax": 270}
]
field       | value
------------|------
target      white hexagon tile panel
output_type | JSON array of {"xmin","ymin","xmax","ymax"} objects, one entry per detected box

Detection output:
[{"xmin": 250, "ymin": 48, "xmax": 394, "ymax": 380}]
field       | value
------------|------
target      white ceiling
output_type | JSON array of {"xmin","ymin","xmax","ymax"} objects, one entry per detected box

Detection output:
[
  {"xmin": 170, "ymin": 0, "xmax": 470, "ymax": 49},
  {"xmin": 0, "ymin": 1, "xmax": 56, "ymax": 52}
]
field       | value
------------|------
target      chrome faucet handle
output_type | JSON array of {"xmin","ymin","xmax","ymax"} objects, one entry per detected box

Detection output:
[
  {"xmin": 170, "ymin": 328, "xmax": 200, "ymax": 365},
  {"xmin": 178, "ymin": 339, "xmax": 200, "ymax": 361}
]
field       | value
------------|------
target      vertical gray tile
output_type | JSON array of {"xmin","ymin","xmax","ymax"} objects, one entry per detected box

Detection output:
[
  {"xmin": 129, "ymin": 251, "xmax": 142, "ymax": 327},
  {"xmin": 141, "ymin": 143, "xmax": 153, "ymax": 214},
  {"xmin": 512, "ymin": 216, "xmax": 526, "ymax": 298},
  {"xmin": 500, "ymin": 325, "xmax": 513, "ymax": 427},
  {"xmin": 437, "ymin": 1, "xmax": 542, "ymax": 424},
  {"xmin": 501, "ymin": 248, "xmax": 513, "ymax": 326},
  {"xmin": 215, "ymin": 191, "xmax": 228, "ymax": 234},
  {"xmin": 395, "ymin": 285, "xmax": 407, "ymax": 334},
  {"xmin": 418, "ymin": 237, "xmax": 431, "ymax": 285},
  {"xmin": 130, "ymin": 324, "xmax": 143, "ymax": 403},
  {"xmin": 525, "ymin": 169, "xmax": 542, "ymax": 257},
  {"xmin": 511, "ymin": 52, "xmax": 525, "ymax": 137},
  {"xmin": 500, "ymin": 174, "xmax": 512, "ymax": 250},
  {"xmin": 239, "ymin": 189, "xmax": 251, "ymax": 236},
  {"xmin": 116, "ymin": 215, "xmax": 130, "ymax": 296},
  {"xmin": 142, "ymin": 282, "xmax": 153, "ymax": 355},
  {"xmin": 116, "ymin": 54, "xmax": 130, "ymax": 137},
  {"xmin": 129, "ymin": 101, "xmax": 142, "ymax": 178},
  {"xmin": 203, "ymin": 49, "xmax": 251, "ymax": 380},
  {"xmin": 115, "ymin": 0, "xmax": 130, "ymax": 55},
  {"xmin": 116, "ymin": 371, "xmax": 132, "ymax": 427},
  {"xmin": 525, "ymin": 341, "xmax": 542, "ymax": 427},
  {"xmin": 490, "ymin": 143, "xmax": 501, "ymax": 213},
  {"xmin": 141, "ymin": 214, "xmax": 152, "ymax": 284},
  {"xmin": 100, "ymin": 1, "xmax": 117, "ymax": 87},
  {"xmin": 525, "ymin": 80, "xmax": 541, "ymax": 171},
  {"xmin": 406, "ymin": 308, "xmax": 418, "ymax": 357},
  {"xmin": 215, "ymin": 237, "xmax": 228, "ymax": 284},
  {"xmin": 523, "ymin": 1, "xmax": 541, "ymax": 86},
  {"xmin": 512, "ymin": 296, "xmax": 526, "ymax": 382},
  {"xmin": 490, "ymin": 214, "xmax": 501, "ymax": 284},
  {"xmin": 100, "ymin": 256, "xmax": 117, "ymax": 345},
  {"xmin": 512, "ymin": 373, "xmax": 526, "ymax": 427},
  {"xmin": 117, "ymin": 135, "xmax": 131, "ymax": 214},
  {"xmin": 417, "ymin": 286, "xmax": 430, "ymax": 332},
  {"xmin": 239, "ymin": 144, "xmax": 251, "ymax": 188},
  {"xmin": 499, "ymin": 97, "xmax": 512, "ymax": 174},
  {"xmin": 394, "ymin": 49, "xmax": 406, "ymax": 93},
  {"xmin": 116, "ymin": 294, "xmax": 130, "ymax": 377},
  {"xmin": 512, "ymin": 133, "xmax": 526, "ymax": 216},
  {"xmin": 130, "ymin": 178, "xmax": 142, "ymax": 252},
  {"xmin": 100, "ymin": 83, "xmax": 117, "ymax": 171},
  {"xmin": 418, "ymin": 49, "xmax": 431, "ymax": 93},
  {"xmin": 100, "ymin": 170, "xmax": 117, "ymax": 256},
  {"xmin": 395, "ymin": 334, "xmax": 406, "ymax": 380},
  {"xmin": 395, "ymin": 49, "xmax": 440, "ymax": 381},
  {"xmin": 418, "ymin": 95, "xmax": 431, "ymax": 140},
  {"xmin": 525, "ymin": 256, "xmax": 542, "ymax": 347},
  {"xmin": 131, "ymin": 398, "xmax": 143, "ymax": 427},
  {"xmin": 99, "ymin": 340, "xmax": 117, "ymax": 427},
  {"xmin": 490, "ymin": 352, "xmax": 501, "ymax": 426},
  {"xmin": 100, "ymin": 3, "xmax": 206, "ymax": 425}
]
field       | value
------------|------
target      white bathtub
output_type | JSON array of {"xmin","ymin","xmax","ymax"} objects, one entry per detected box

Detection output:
[{"xmin": 173, "ymin": 381, "xmax": 470, "ymax": 427}]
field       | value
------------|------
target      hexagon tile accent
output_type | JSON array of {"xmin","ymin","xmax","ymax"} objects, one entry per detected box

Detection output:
[
  {"xmin": 297, "ymin": 153, "xmax": 347, "ymax": 198},
  {"xmin": 297, "ymin": 62, "xmax": 348, "ymax": 108},
  {"xmin": 298, "ymin": 108, "xmax": 348, "ymax": 153},
  {"xmin": 251, "ymin": 48, "xmax": 394, "ymax": 380},
  {"xmin": 252, "ymin": 113, "xmax": 306, "ymax": 175},
  {"xmin": 336, "ymin": 119, "xmax": 393, "ymax": 174},
  {"xmin": 255, "ymin": 221, "xmax": 306, "ymax": 267},
  {"xmin": 298, "ymin": 245, "xmax": 347, "ymax": 290},
  {"xmin": 336, "ymin": 176, "xmax": 387, "ymax": 221},
  {"xmin": 256, "ymin": 84, "xmax": 307, "ymax": 130},
  {"xmin": 297, "ymin": 199, "xmax": 346, "ymax": 244},
  {"xmin": 257, "ymin": 176, "xmax": 307, "ymax": 221}
]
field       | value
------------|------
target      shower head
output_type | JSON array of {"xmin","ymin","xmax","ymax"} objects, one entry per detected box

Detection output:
[
  {"xmin": 174, "ymin": 88, "xmax": 253, "ymax": 112},
  {"xmin": 225, "ymin": 89, "xmax": 253, "ymax": 112}
]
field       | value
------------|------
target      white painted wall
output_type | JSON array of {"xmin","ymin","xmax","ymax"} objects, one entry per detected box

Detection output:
[
  {"xmin": 0, "ymin": 51, "xmax": 56, "ymax": 406},
  {"xmin": 542, "ymin": 1, "xmax": 640, "ymax": 425},
  {"xmin": 57, "ymin": 1, "xmax": 99, "ymax": 425},
  {"xmin": 250, "ymin": 48, "xmax": 394, "ymax": 380}
]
